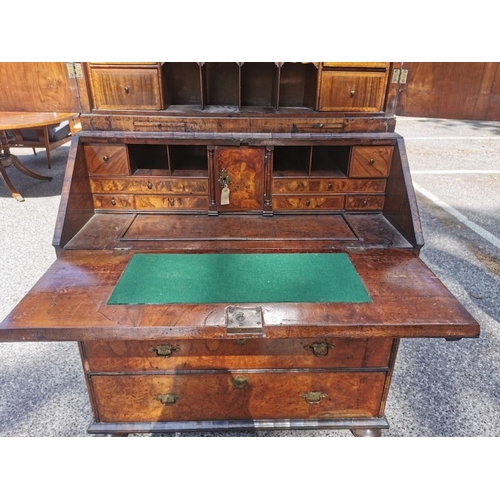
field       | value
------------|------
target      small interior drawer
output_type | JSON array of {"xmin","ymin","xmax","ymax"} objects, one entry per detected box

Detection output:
[
  {"xmin": 84, "ymin": 144, "xmax": 130, "ymax": 175},
  {"xmin": 349, "ymin": 146, "xmax": 393, "ymax": 178}
]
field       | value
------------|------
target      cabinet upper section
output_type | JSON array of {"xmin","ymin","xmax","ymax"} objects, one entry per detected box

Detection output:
[{"xmin": 84, "ymin": 62, "xmax": 399, "ymax": 117}]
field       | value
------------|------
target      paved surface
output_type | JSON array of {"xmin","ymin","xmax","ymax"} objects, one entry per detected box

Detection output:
[{"xmin": 0, "ymin": 117, "xmax": 499, "ymax": 436}]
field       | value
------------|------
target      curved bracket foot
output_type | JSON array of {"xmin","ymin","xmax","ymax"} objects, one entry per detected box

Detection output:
[{"xmin": 351, "ymin": 428, "xmax": 383, "ymax": 437}]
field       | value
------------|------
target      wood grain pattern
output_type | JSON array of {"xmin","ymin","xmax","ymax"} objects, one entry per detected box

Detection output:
[{"xmin": 273, "ymin": 195, "xmax": 344, "ymax": 210}]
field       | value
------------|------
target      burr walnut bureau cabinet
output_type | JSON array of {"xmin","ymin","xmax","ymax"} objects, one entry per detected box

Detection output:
[{"xmin": 0, "ymin": 62, "xmax": 479, "ymax": 436}]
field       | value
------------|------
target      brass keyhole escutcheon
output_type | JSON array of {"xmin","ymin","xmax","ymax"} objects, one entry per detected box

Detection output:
[
  {"xmin": 301, "ymin": 391, "xmax": 328, "ymax": 405},
  {"xmin": 149, "ymin": 344, "xmax": 180, "ymax": 357},
  {"xmin": 155, "ymin": 393, "xmax": 181, "ymax": 406},
  {"xmin": 232, "ymin": 375, "xmax": 249, "ymax": 389},
  {"xmin": 304, "ymin": 341, "xmax": 334, "ymax": 357},
  {"xmin": 218, "ymin": 168, "xmax": 231, "ymax": 188}
]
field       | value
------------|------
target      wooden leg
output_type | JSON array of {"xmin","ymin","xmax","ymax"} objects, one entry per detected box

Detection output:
[
  {"xmin": 351, "ymin": 428, "xmax": 383, "ymax": 437},
  {"xmin": 11, "ymin": 154, "xmax": 52, "ymax": 181},
  {"xmin": 0, "ymin": 162, "xmax": 24, "ymax": 201}
]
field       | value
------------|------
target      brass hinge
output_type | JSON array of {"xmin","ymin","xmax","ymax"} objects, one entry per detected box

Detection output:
[
  {"xmin": 66, "ymin": 62, "xmax": 83, "ymax": 79},
  {"xmin": 392, "ymin": 68, "xmax": 409, "ymax": 84}
]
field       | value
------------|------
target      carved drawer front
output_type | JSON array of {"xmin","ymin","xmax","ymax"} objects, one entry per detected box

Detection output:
[
  {"xmin": 273, "ymin": 195, "xmax": 344, "ymax": 211},
  {"xmin": 134, "ymin": 195, "xmax": 208, "ymax": 210},
  {"xmin": 89, "ymin": 66, "xmax": 163, "ymax": 110},
  {"xmin": 83, "ymin": 338, "xmax": 394, "ymax": 372},
  {"xmin": 349, "ymin": 146, "xmax": 393, "ymax": 178},
  {"xmin": 89, "ymin": 178, "xmax": 209, "ymax": 195},
  {"xmin": 84, "ymin": 144, "xmax": 130, "ymax": 175},
  {"xmin": 90, "ymin": 372, "xmax": 386, "ymax": 422},
  {"xmin": 272, "ymin": 178, "xmax": 387, "ymax": 194},
  {"xmin": 319, "ymin": 70, "xmax": 389, "ymax": 112},
  {"xmin": 345, "ymin": 195, "xmax": 385, "ymax": 211},
  {"xmin": 93, "ymin": 194, "xmax": 134, "ymax": 209}
]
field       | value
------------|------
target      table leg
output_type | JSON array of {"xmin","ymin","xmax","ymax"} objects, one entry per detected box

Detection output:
[
  {"xmin": 10, "ymin": 154, "xmax": 52, "ymax": 181},
  {"xmin": 0, "ymin": 162, "xmax": 24, "ymax": 201},
  {"xmin": 0, "ymin": 149, "xmax": 52, "ymax": 201}
]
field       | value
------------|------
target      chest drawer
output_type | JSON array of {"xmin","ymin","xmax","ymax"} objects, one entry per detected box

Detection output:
[
  {"xmin": 349, "ymin": 146, "xmax": 393, "ymax": 178},
  {"xmin": 88, "ymin": 65, "xmax": 163, "ymax": 110},
  {"xmin": 89, "ymin": 178, "xmax": 209, "ymax": 195},
  {"xmin": 83, "ymin": 338, "xmax": 394, "ymax": 372},
  {"xmin": 84, "ymin": 144, "xmax": 130, "ymax": 175},
  {"xmin": 90, "ymin": 371, "xmax": 386, "ymax": 422}
]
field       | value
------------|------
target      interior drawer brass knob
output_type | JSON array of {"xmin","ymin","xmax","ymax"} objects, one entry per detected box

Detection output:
[
  {"xmin": 304, "ymin": 341, "xmax": 334, "ymax": 357},
  {"xmin": 369, "ymin": 158, "xmax": 375, "ymax": 165},
  {"xmin": 301, "ymin": 391, "xmax": 328, "ymax": 405},
  {"xmin": 232, "ymin": 375, "xmax": 249, "ymax": 389},
  {"xmin": 149, "ymin": 344, "xmax": 180, "ymax": 357},
  {"xmin": 124, "ymin": 86, "xmax": 130, "ymax": 94},
  {"xmin": 155, "ymin": 393, "xmax": 181, "ymax": 406},
  {"xmin": 110, "ymin": 197, "xmax": 116, "ymax": 206},
  {"xmin": 146, "ymin": 181, "xmax": 153, "ymax": 189},
  {"xmin": 102, "ymin": 155, "xmax": 108, "ymax": 162}
]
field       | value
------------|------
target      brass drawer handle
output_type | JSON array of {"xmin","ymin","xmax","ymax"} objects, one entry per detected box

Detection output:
[
  {"xmin": 305, "ymin": 199, "xmax": 311, "ymax": 207},
  {"xmin": 149, "ymin": 344, "xmax": 180, "ymax": 357},
  {"xmin": 350, "ymin": 90, "xmax": 355, "ymax": 97},
  {"xmin": 369, "ymin": 158, "xmax": 375, "ymax": 165},
  {"xmin": 146, "ymin": 181, "xmax": 153, "ymax": 189},
  {"xmin": 327, "ymin": 183, "xmax": 333, "ymax": 190},
  {"xmin": 110, "ymin": 197, "xmax": 116, "ymax": 206},
  {"xmin": 155, "ymin": 393, "xmax": 181, "ymax": 406},
  {"xmin": 102, "ymin": 155, "xmax": 108, "ymax": 162},
  {"xmin": 232, "ymin": 375, "xmax": 249, "ymax": 389},
  {"xmin": 301, "ymin": 391, "xmax": 328, "ymax": 405},
  {"xmin": 124, "ymin": 86, "xmax": 130, "ymax": 94},
  {"xmin": 304, "ymin": 341, "xmax": 334, "ymax": 357}
]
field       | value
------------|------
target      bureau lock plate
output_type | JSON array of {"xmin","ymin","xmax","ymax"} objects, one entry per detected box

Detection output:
[{"xmin": 226, "ymin": 306, "xmax": 263, "ymax": 334}]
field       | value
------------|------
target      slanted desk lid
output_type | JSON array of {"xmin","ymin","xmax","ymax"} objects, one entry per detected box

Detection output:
[{"xmin": 0, "ymin": 249, "xmax": 479, "ymax": 342}]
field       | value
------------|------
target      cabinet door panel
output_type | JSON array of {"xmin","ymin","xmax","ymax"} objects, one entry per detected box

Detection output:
[
  {"xmin": 319, "ymin": 70, "xmax": 388, "ymax": 112},
  {"xmin": 89, "ymin": 67, "xmax": 162, "ymax": 110},
  {"xmin": 215, "ymin": 147, "xmax": 265, "ymax": 211}
]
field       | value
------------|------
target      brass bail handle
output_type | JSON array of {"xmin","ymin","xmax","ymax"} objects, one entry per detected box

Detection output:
[
  {"xmin": 304, "ymin": 341, "xmax": 334, "ymax": 357},
  {"xmin": 149, "ymin": 344, "xmax": 180, "ymax": 357},
  {"xmin": 218, "ymin": 168, "xmax": 231, "ymax": 188},
  {"xmin": 155, "ymin": 393, "xmax": 181, "ymax": 406},
  {"xmin": 301, "ymin": 391, "xmax": 328, "ymax": 405}
]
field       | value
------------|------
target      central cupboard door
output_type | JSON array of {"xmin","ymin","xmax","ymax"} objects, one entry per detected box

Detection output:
[{"xmin": 215, "ymin": 147, "xmax": 265, "ymax": 211}]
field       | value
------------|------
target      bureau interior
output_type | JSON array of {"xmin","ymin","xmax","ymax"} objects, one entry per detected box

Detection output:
[{"xmin": 57, "ymin": 133, "xmax": 419, "ymax": 253}]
